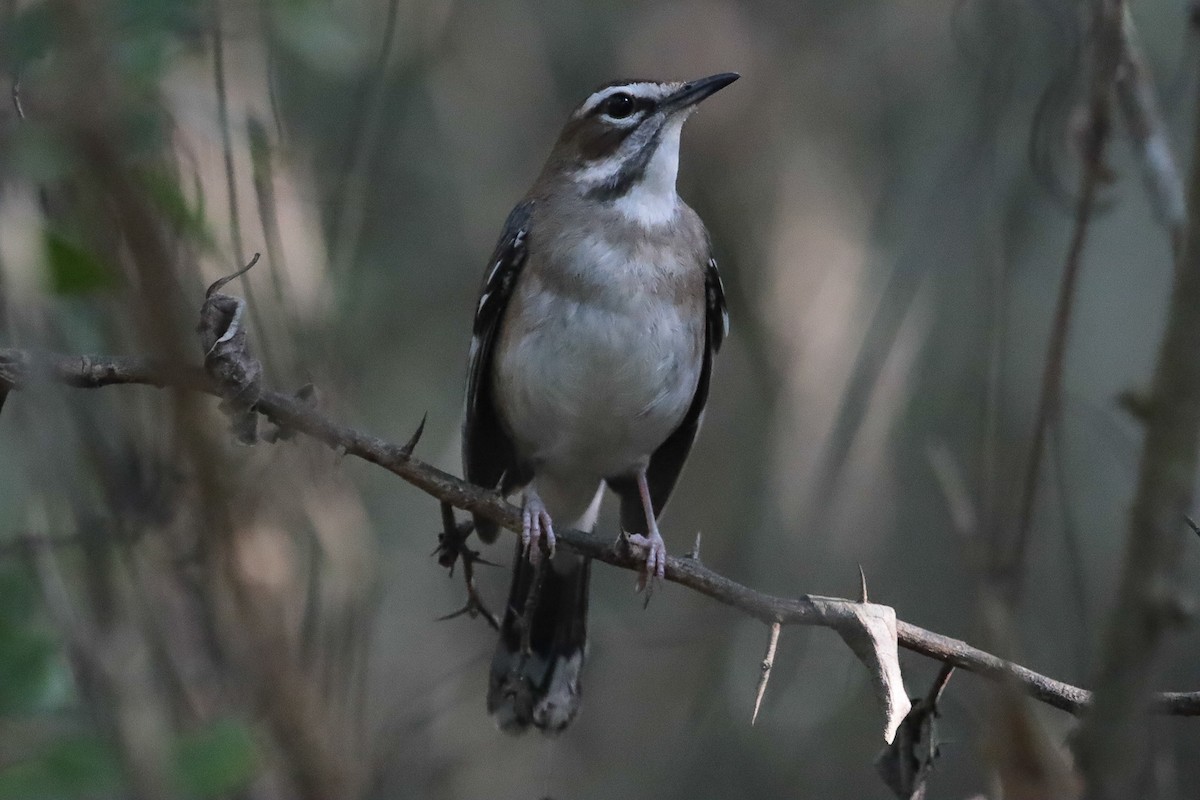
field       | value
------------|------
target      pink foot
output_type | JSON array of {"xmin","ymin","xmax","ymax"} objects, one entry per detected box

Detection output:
[
  {"xmin": 629, "ymin": 471, "xmax": 668, "ymax": 589},
  {"xmin": 627, "ymin": 530, "xmax": 666, "ymax": 588},
  {"xmin": 521, "ymin": 492, "xmax": 556, "ymax": 563}
]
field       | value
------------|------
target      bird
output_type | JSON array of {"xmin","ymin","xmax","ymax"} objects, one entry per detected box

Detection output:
[{"xmin": 461, "ymin": 73, "xmax": 736, "ymax": 733}]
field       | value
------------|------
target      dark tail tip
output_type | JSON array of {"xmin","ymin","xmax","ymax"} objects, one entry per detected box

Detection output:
[
  {"xmin": 488, "ymin": 645, "xmax": 585, "ymax": 734},
  {"xmin": 487, "ymin": 548, "xmax": 590, "ymax": 733}
]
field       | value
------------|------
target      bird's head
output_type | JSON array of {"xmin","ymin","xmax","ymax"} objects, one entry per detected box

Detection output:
[{"xmin": 540, "ymin": 73, "xmax": 739, "ymax": 222}]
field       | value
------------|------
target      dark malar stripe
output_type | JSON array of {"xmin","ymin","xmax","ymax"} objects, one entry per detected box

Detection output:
[{"xmin": 583, "ymin": 123, "xmax": 665, "ymax": 202}]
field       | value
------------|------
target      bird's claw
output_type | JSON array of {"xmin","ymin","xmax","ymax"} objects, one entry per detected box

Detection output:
[
  {"xmin": 521, "ymin": 497, "xmax": 556, "ymax": 564},
  {"xmin": 626, "ymin": 531, "xmax": 667, "ymax": 592}
]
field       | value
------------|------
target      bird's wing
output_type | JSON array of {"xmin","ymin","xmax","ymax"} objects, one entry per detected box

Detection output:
[
  {"xmin": 463, "ymin": 200, "xmax": 536, "ymax": 542},
  {"xmin": 609, "ymin": 255, "xmax": 729, "ymax": 530}
]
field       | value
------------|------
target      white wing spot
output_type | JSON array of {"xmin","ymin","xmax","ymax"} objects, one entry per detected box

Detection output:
[{"xmin": 484, "ymin": 259, "xmax": 503, "ymax": 287}]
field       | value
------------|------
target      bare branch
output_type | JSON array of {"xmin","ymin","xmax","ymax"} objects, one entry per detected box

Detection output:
[
  {"xmin": 1075, "ymin": 5, "xmax": 1200, "ymax": 795},
  {"xmin": 1115, "ymin": 8, "xmax": 1186, "ymax": 253},
  {"xmin": 1010, "ymin": 0, "xmax": 1124, "ymax": 599},
  {"xmin": 4, "ymin": 346, "xmax": 1200, "ymax": 718}
]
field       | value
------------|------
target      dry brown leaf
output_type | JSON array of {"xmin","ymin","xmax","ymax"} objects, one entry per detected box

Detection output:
[
  {"xmin": 876, "ymin": 666, "xmax": 953, "ymax": 799},
  {"xmin": 832, "ymin": 600, "xmax": 912, "ymax": 744}
]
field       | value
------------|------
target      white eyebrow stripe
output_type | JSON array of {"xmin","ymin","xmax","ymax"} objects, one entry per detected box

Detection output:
[{"xmin": 576, "ymin": 82, "xmax": 668, "ymax": 116}]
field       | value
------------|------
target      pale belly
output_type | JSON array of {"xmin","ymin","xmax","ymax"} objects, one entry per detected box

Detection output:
[{"xmin": 493, "ymin": 289, "xmax": 702, "ymax": 482}]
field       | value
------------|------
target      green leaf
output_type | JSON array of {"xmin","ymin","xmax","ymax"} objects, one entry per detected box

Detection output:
[
  {"xmin": 42, "ymin": 232, "xmax": 118, "ymax": 295},
  {"xmin": 0, "ymin": 736, "xmax": 124, "ymax": 800},
  {"xmin": 173, "ymin": 719, "xmax": 258, "ymax": 797}
]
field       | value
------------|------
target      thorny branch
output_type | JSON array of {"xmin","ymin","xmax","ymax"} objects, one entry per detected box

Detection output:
[
  {"xmin": 433, "ymin": 501, "xmax": 500, "ymax": 631},
  {"xmin": 4, "ymin": 346, "xmax": 1200, "ymax": 718}
]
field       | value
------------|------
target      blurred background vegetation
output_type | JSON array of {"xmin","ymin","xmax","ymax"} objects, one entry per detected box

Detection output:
[{"xmin": 1, "ymin": 0, "xmax": 1199, "ymax": 797}]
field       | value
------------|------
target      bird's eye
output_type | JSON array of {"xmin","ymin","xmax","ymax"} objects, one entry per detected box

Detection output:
[{"xmin": 602, "ymin": 93, "xmax": 635, "ymax": 119}]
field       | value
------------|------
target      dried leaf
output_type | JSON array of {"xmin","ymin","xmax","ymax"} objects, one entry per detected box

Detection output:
[
  {"xmin": 876, "ymin": 711, "xmax": 936, "ymax": 799},
  {"xmin": 833, "ymin": 601, "xmax": 911, "ymax": 744},
  {"xmin": 198, "ymin": 259, "xmax": 263, "ymax": 444},
  {"xmin": 876, "ymin": 667, "xmax": 953, "ymax": 799}
]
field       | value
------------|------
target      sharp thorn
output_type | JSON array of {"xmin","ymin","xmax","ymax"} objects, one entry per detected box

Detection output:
[
  {"xmin": 752, "ymin": 622, "xmax": 782, "ymax": 725},
  {"xmin": 858, "ymin": 564, "xmax": 869, "ymax": 604},
  {"xmin": 401, "ymin": 412, "xmax": 427, "ymax": 456},
  {"xmin": 927, "ymin": 663, "xmax": 955, "ymax": 707},
  {"xmin": 688, "ymin": 531, "xmax": 702, "ymax": 561},
  {"xmin": 478, "ymin": 605, "xmax": 500, "ymax": 631},
  {"xmin": 436, "ymin": 606, "xmax": 471, "ymax": 622}
]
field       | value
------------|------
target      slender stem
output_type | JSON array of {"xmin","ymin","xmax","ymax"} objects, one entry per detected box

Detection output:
[{"xmin": 1009, "ymin": 61, "xmax": 1112, "ymax": 600}]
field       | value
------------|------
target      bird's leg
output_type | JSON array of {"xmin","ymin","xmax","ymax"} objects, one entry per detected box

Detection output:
[
  {"xmin": 521, "ymin": 483, "xmax": 556, "ymax": 563},
  {"xmin": 626, "ymin": 470, "xmax": 667, "ymax": 584}
]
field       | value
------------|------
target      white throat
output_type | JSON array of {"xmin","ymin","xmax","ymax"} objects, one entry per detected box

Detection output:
[{"xmin": 613, "ymin": 117, "xmax": 683, "ymax": 228}]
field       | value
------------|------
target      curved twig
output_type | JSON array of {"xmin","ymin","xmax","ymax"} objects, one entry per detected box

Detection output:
[{"xmin": 3, "ymin": 346, "xmax": 1200, "ymax": 717}]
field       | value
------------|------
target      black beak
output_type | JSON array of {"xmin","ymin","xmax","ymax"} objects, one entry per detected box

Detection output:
[{"xmin": 661, "ymin": 72, "xmax": 740, "ymax": 113}]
